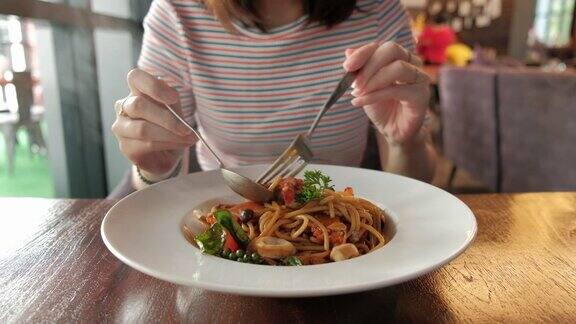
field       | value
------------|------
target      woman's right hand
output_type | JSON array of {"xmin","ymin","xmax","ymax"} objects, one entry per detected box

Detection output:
[{"xmin": 112, "ymin": 69, "xmax": 197, "ymax": 176}]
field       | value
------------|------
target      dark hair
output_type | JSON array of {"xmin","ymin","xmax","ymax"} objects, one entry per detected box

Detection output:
[
  {"xmin": 432, "ymin": 12, "xmax": 450, "ymax": 25},
  {"xmin": 201, "ymin": 0, "xmax": 357, "ymax": 32}
]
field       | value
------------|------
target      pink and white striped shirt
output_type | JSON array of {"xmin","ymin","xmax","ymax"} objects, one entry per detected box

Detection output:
[{"xmin": 138, "ymin": 0, "xmax": 414, "ymax": 170}]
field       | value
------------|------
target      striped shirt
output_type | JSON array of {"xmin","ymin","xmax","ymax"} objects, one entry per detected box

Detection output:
[{"xmin": 138, "ymin": 0, "xmax": 415, "ymax": 170}]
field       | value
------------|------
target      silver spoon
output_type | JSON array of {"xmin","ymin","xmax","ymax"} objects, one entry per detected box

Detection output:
[{"xmin": 164, "ymin": 105, "xmax": 274, "ymax": 202}]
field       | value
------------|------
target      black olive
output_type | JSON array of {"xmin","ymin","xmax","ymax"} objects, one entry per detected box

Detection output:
[
  {"xmin": 251, "ymin": 253, "xmax": 261, "ymax": 264},
  {"xmin": 239, "ymin": 209, "xmax": 254, "ymax": 223}
]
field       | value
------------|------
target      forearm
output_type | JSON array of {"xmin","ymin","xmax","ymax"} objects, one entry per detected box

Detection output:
[{"xmin": 376, "ymin": 128, "xmax": 437, "ymax": 183}]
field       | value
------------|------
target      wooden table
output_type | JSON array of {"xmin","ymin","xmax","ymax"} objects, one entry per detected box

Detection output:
[{"xmin": 1, "ymin": 193, "xmax": 575, "ymax": 323}]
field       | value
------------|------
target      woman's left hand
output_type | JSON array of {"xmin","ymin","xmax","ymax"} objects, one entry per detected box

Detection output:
[{"xmin": 343, "ymin": 42, "xmax": 430, "ymax": 144}]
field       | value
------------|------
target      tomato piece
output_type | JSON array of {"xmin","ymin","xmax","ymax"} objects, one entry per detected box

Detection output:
[
  {"xmin": 310, "ymin": 224, "xmax": 324, "ymax": 242},
  {"xmin": 311, "ymin": 219, "xmax": 347, "ymax": 245},
  {"xmin": 276, "ymin": 177, "xmax": 304, "ymax": 205},
  {"xmin": 327, "ymin": 222, "xmax": 346, "ymax": 245},
  {"xmin": 316, "ymin": 215, "xmax": 339, "ymax": 226},
  {"xmin": 223, "ymin": 231, "xmax": 239, "ymax": 252},
  {"xmin": 329, "ymin": 230, "xmax": 346, "ymax": 245},
  {"xmin": 343, "ymin": 187, "xmax": 354, "ymax": 196},
  {"xmin": 282, "ymin": 187, "xmax": 296, "ymax": 205}
]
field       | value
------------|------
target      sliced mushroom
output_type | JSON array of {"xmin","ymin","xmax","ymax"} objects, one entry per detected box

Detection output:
[
  {"xmin": 255, "ymin": 236, "xmax": 296, "ymax": 259},
  {"xmin": 330, "ymin": 243, "xmax": 360, "ymax": 262}
]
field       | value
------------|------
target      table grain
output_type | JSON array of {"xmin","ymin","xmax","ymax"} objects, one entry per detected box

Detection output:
[{"xmin": 1, "ymin": 193, "xmax": 575, "ymax": 323}]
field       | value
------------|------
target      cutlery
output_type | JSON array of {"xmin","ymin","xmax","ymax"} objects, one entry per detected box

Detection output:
[
  {"xmin": 256, "ymin": 71, "xmax": 356, "ymax": 185},
  {"xmin": 164, "ymin": 105, "xmax": 274, "ymax": 202}
]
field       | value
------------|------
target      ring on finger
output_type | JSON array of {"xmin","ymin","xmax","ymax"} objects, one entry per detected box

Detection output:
[{"xmin": 118, "ymin": 97, "xmax": 130, "ymax": 117}]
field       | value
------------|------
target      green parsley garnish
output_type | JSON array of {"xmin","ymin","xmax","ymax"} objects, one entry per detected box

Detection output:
[{"xmin": 296, "ymin": 170, "xmax": 334, "ymax": 204}]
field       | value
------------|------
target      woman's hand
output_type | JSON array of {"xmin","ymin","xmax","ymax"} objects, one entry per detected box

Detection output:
[
  {"xmin": 343, "ymin": 42, "xmax": 430, "ymax": 145},
  {"xmin": 112, "ymin": 69, "xmax": 197, "ymax": 176}
]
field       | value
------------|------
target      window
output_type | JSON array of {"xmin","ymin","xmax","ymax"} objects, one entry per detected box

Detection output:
[
  {"xmin": 0, "ymin": 16, "xmax": 27, "ymax": 72},
  {"xmin": 534, "ymin": 0, "xmax": 575, "ymax": 47}
]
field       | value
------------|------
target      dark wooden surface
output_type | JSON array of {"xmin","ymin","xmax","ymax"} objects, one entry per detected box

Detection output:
[{"xmin": 1, "ymin": 193, "xmax": 575, "ymax": 323}]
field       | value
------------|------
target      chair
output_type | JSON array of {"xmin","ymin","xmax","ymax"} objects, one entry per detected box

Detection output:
[
  {"xmin": 439, "ymin": 66, "xmax": 499, "ymax": 191},
  {"xmin": 0, "ymin": 71, "xmax": 47, "ymax": 174},
  {"xmin": 497, "ymin": 68, "xmax": 576, "ymax": 191}
]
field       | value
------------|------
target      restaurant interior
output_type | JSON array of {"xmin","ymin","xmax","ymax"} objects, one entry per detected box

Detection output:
[
  {"xmin": 0, "ymin": 0, "xmax": 575, "ymax": 323},
  {"xmin": 1, "ymin": 0, "xmax": 575, "ymax": 198}
]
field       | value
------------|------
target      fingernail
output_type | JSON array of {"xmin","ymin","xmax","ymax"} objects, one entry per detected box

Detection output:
[
  {"xmin": 351, "ymin": 81, "xmax": 356, "ymax": 89},
  {"xmin": 351, "ymin": 97, "xmax": 363, "ymax": 106},
  {"xmin": 351, "ymin": 88, "xmax": 360, "ymax": 97},
  {"xmin": 343, "ymin": 61, "xmax": 352, "ymax": 72}
]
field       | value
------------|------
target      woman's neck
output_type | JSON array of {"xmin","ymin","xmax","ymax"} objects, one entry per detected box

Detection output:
[{"xmin": 256, "ymin": 0, "xmax": 304, "ymax": 29}]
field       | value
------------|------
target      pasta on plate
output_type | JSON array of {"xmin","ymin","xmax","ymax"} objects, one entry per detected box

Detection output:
[{"xmin": 183, "ymin": 170, "xmax": 388, "ymax": 266}]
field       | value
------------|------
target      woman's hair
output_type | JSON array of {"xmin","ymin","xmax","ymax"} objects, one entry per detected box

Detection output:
[{"xmin": 200, "ymin": 0, "xmax": 357, "ymax": 32}]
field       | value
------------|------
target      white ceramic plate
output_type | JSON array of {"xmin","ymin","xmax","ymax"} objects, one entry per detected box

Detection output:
[{"xmin": 101, "ymin": 164, "xmax": 476, "ymax": 297}]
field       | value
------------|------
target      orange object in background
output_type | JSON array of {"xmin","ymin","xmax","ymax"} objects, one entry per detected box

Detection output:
[
  {"xmin": 417, "ymin": 14, "xmax": 456, "ymax": 65},
  {"xmin": 418, "ymin": 26, "xmax": 456, "ymax": 64}
]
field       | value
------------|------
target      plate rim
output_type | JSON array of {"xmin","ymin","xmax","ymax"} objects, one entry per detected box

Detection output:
[{"xmin": 101, "ymin": 164, "xmax": 477, "ymax": 297}]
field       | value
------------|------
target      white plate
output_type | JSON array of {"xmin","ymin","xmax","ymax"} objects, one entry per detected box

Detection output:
[{"xmin": 101, "ymin": 164, "xmax": 476, "ymax": 297}]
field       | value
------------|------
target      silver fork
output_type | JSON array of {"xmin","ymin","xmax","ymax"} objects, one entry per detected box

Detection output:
[{"xmin": 256, "ymin": 71, "xmax": 356, "ymax": 185}]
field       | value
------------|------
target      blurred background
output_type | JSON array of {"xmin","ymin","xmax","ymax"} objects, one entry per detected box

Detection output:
[
  {"xmin": 0, "ymin": 0, "xmax": 152, "ymax": 198},
  {"xmin": 0, "ymin": 0, "xmax": 574, "ymax": 198}
]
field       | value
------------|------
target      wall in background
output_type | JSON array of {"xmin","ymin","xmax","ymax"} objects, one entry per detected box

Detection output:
[
  {"xmin": 91, "ymin": 0, "xmax": 130, "ymax": 18},
  {"xmin": 411, "ymin": 0, "xmax": 523, "ymax": 55},
  {"xmin": 509, "ymin": 0, "xmax": 537, "ymax": 60},
  {"xmin": 453, "ymin": 0, "xmax": 515, "ymax": 54},
  {"xmin": 1, "ymin": 0, "xmax": 142, "ymax": 197},
  {"xmin": 94, "ymin": 29, "xmax": 133, "ymax": 193},
  {"xmin": 92, "ymin": 0, "xmax": 135, "ymax": 193},
  {"xmin": 35, "ymin": 23, "xmax": 69, "ymax": 197}
]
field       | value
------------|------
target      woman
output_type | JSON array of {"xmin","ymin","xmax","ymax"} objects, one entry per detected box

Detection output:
[{"xmin": 112, "ymin": 0, "xmax": 436, "ymax": 190}]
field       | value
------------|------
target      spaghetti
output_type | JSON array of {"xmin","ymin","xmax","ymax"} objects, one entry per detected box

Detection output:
[{"xmin": 186, "ymin": 170, "xmax": 388, "ymax": 266}]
